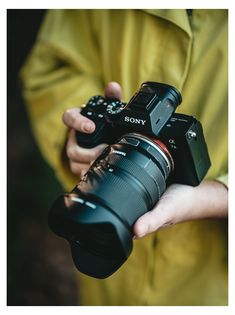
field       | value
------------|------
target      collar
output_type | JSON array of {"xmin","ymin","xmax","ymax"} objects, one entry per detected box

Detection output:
[{"xmin": 142, "ymin": 9, "xmax": 192, "ymax": 38}]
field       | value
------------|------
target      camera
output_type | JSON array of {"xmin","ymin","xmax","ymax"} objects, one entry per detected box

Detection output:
[{"xmin": 48, "ymin": 82, "xmax": 211, "ymax": 279}]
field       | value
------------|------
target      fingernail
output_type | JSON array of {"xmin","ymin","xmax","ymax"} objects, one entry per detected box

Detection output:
[{"xmin": 83, "ymin": 122, "xmax": 94, "ymax": 133}]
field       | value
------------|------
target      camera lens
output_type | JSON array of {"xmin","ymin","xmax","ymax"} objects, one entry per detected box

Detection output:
[{"xmin": 48, "ymin": 133, "xmax": 173, "ymax": 278}]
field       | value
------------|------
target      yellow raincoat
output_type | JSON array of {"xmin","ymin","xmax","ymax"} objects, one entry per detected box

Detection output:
[{"xmin": 21, "ymin": 9, "xmax": 228, "ymax": 305}]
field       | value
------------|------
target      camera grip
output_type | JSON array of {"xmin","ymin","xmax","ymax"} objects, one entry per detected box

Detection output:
[
  {"xmin": 75, "ymin": 120, "xmax": 112, "ymax": 148},
  {"xmin": 75, "ymin": 96, "xmax": 112, "ymax": 148}
]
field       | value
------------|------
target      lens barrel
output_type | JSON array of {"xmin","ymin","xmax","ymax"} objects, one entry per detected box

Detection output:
[{"xmin": 48, "ymin": 133, "xmax": 173, "ymax": 278}]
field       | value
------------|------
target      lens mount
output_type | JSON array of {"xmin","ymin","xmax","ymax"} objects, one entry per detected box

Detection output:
[{"xmin": 122, "ymin": 133, "xmax": 174, "ymax": 173}]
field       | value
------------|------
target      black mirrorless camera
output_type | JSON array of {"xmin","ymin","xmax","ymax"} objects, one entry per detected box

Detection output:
[{"xmin": 48, "ymin": 82, "xmax": 211, "ymax": 279}]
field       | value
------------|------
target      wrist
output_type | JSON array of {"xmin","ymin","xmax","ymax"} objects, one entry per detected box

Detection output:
[{"xmin": 191, "ymin": 179, "xmax": 228, "ymax": 220}]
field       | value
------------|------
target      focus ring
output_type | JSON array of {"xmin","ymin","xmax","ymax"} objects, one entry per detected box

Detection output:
[{"xmin": 107, "ymin": 154, "xmax": 166, "ymax": 205}]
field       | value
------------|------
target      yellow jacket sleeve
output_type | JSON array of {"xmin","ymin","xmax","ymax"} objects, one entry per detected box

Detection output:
[
  {"xmin": 21, "ymin": 10, "xmax": 104, "ymax": 189},
  {"xmin": 21, "ymin": 10, "xmax": 228, "ymax": 306}
]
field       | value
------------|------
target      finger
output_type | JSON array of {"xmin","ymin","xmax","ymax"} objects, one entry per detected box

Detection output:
[
  {"xmin": 133, "ymin": 184, "xmax": 194, "ymax": 239},
  {"xmin": 67, "ymin": 130, "xmax": 108, "ymax": 163},
  {"xmin": 81, "ymin": 168, "xmax": 89, "ymax": 177},
  {"xmin": 62, "ymin": 108, "xmax": 95, "ymax": 133},
  {"xmin": 133, "ymin": 211, "xmax": 162, "ymax": 239},
  {"xmin": 104, "ymin": 81, "xmax": 122, "ymax": 100},
  {"xmin": 133, "ymin": 202, "xmax": 172, "ymax": 238},
  {"xmin": 69, "ymin": 160, "xmax": 90, "ymax": 177}
]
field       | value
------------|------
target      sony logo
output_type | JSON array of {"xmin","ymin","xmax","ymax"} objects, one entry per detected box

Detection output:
[{"xmin": 124, "ymin": 116, "xmax": 146, "ymax": 125}]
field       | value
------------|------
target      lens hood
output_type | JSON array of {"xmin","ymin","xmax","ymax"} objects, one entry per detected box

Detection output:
[
  {"xmin": 48, "ymin": 193, "xmax": 133, "ymax": 278},
  {"xmin": 70, "ymin": 239, "xmax": 128, "ymax": 279}
]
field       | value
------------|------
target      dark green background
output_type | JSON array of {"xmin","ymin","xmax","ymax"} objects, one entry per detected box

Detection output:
[{"xmin": 7, "ymin": 9, "xmax": 79, "ymax": 305}]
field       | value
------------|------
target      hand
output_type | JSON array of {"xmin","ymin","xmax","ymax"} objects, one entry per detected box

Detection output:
[
  {"xmin": 62, "ymin": 82, "xmax": 122, "ymax": 177},
  {"xmin": 133, "ymin": 180, "xmax": 228, "ymax": 238}
]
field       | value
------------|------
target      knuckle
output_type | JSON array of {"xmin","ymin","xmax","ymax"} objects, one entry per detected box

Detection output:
[
  {"xmin": 63, "ymin": 109, "xmax": 78, "ymax": 127},
  {"xmin": 69, "ymin": 112, "xmax": 77, "ymax": 126},
  {"xmin": 66, "ymin": 145, "xmax": 76, "ymax": 160},
  {"xmin": 62, "ymin": 109, "xmax": 72, "ymax": 124},
  {"xmin": 69, "ymin": 161, "xmax": 80, "ymax": 175}
]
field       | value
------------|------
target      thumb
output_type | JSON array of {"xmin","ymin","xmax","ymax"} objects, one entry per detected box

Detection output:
[
  {"xmin": 133, "ymin": 184, "xmax": 195, "ymax": 238},
  {"xmin": 133, "ymin": 208, "xmax": 168, "ymax": 239}
]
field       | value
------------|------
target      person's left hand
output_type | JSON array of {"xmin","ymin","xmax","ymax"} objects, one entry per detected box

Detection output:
[{"xmin": 133, "ymin": 180, "xmax": 228, "ymax": 239}]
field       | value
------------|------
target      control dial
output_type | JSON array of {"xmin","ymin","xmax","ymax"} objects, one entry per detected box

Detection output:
[{"xmin": 106, "ymin": 100, "xmax": 126, "ymax": 115}]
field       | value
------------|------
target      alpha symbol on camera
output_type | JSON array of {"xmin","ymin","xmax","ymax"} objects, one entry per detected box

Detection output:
[{"xmin": 168, "ymin": 139, "xmax": 177, "ymax": 150}]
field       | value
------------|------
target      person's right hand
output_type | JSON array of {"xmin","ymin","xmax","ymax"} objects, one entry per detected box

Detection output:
[{"xmin": 62, "ymin": 82, "xmax": 122, "ymax": 178}]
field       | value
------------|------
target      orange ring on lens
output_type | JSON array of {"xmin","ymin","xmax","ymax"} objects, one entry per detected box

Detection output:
[{"xmin": 149, "ymin": 137, "xmax": 174, "ymax": 171}]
